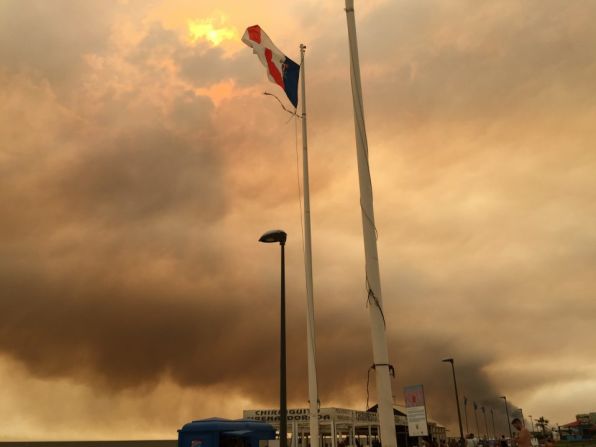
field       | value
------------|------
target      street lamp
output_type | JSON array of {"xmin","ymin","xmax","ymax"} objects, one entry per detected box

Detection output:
[
  {"xmin": 482, "ymin": 406, "xmax": 489, "ymax": 439},
  {"xmin": 442, "ymin": 358, "xmax": 465, "ymax": 446},
  {"xmin": 464, "ymin": 397, "xmax": 470, "ymax": 434},
  {"xmin": 500, "ymin": 396, "xmax": 513, "ymax": 439},
  {"xmin": 259, "ymin": 229, "xmax": 288, "ymax": 447},
  {"xmin": 473, "ymin": 402, "xmax": 480, "ymax": 436},
  {"xmin": 529, "ymin": 415, "xmax": 534, "ymax": 434}
]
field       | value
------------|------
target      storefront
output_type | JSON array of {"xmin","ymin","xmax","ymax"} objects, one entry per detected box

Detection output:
[{"xmin": 243, "ymin": 408, "xmax": 408, "ymax": 447}]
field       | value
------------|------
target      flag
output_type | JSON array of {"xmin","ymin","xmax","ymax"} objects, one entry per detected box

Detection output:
[{"xmin": 241, "ymin": 24, "xmax": 300, "ymax": 108}]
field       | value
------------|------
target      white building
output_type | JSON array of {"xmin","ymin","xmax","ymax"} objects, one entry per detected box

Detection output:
[{"xmin": 243, "ymin": 407, "xmax": 407, "ymax": 447}]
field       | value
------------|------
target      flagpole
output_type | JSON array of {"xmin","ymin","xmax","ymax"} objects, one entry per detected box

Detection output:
[
  {"xmin": 300, "ymin": 43, "xmax": 320, "ymax": 447},
  {"xmin": 474, "ymin": 404, "xmax": 480, "ymax": 435},
  {"xmin": 464, "ymin": 398, "xmax": 469, "ymax": 434},
  {"xmin": 344, "ymin": 2, "xmax": 397, "ymax": 447},
  {"xmin": 483, "ymin": 407, "xmax": 489, "ymax": 439}
]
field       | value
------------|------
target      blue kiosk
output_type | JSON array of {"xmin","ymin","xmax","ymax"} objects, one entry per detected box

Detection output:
[{"xmin": 179, "ymin": 418, "xmax": 277, "ymax": 447}]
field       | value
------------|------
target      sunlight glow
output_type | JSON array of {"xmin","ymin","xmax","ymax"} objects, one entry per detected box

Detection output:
[
  {"xmin": 187, "ymin": 14, "xmax": 236, "ymax": 46},
  {"xmin": 194, "ymin": 80, "xmax": 246, "ymax": 106}
]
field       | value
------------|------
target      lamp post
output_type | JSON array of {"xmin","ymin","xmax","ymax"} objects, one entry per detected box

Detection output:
[
  {"xmin": 464, "ymin": 397, "xmax": 470, "ymax": 435},
  {"xmin": 482, "ymin": 406, "xmax": 489, "ymax": 439},
  {"xmin": 473, "ymin": 402, "xmax": 480, "ymax": 436},
  {"xmin": 500, "ymin": 396, "xmax": 512, "ymax": 439},
  {"xmin": 529, "ymin": 415, "xmax": 534, "ymax": 434},
  {"xmin": 491, "ymin": 408, "xmax": 497, "ymax": 439},
  {"xmin": 442, "ymin": 358, "xmax": 465, "ymax": 446},
  {"xmin": 259, "ymin": 229, "xmax": 288, "ymax": 447}
]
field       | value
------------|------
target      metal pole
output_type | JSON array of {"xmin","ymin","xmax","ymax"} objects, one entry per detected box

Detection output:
[
  {"xmin": 300, "ymin": 43, "xmax": 320, "ymax": 447},
  {"xmin": 452, "ymin": 361, "xmax": 465, "ymax": 445},
  {"xmin": 281, "ymin": 242, "xmax": 287, "ymax": 447},
  {"xmin": 464, "ymin": 399, "xmax": 469, "ymax": 435},
  {"xmin": 491, "ymin": 409, "xmax": 496, "ymax": 439},
  {"xmin": 501, "ymin": 397, "xmax": 512, "ymax": 439},
  {"xmin": 344, "ymin": 2, "xmax": 397, "ymax": 446},
  {"xmin": 474, "ymin": 406, "xmax": 479, "ymax": 436},
  {"xmin": 529, "ymin": 416, "xmax": 534, "ymax": 434},
  {"xmin": 444, "ymin": 360, "xmax": 464, "ymax": 445},
  {"xmin": 482, "ymin": 407, "xmax": 489, "ymax": 439}
]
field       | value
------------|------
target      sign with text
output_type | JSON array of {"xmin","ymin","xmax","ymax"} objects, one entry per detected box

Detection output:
[
  {"xmin": 243, "ymin": 407, "xmax": 406, "ymax": 426},
  {"xmin": 404, "ymin": 385, "xmax": 429, "ymax": 437}
]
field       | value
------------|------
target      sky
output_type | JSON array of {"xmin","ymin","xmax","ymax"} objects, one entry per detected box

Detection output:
[{"xmin": 1, "ymin": 0, "xmax": 595, "ymax": 441}]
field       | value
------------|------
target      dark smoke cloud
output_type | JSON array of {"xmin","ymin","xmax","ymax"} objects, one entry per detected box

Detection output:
[
  {"xmin": 56, "ymin": 129, "xmax": 225, "ymax": 224},
  {"xmin": 0, "ymin": 0, "xmax": 114, "ymax": 92}
]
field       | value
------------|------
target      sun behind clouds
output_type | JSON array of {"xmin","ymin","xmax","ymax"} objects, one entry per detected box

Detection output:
[{"xmin": 187, "ymin": 13, "xmax": 237, "ymax": 46}]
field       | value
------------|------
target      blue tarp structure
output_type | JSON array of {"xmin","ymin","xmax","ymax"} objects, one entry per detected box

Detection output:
[{"xmin": 178, "ymin": 418, "xmax": 276, "ymax": 447}]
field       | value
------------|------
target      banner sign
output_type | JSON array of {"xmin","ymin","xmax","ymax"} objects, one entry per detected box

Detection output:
[
  {"xmin": 404, "ymin": 385, "xmax": 429, "ymax": 437},
  {"xmin": 244, "ymin": 407, "xmax": 406, "ymax": 427},
  {"xmin": 244, "ymin": 408, "xmax": 330, "ymax": 423},
  {"xmin": 244, "ymin": 407, "xmax": 407, "ymax": 426}
]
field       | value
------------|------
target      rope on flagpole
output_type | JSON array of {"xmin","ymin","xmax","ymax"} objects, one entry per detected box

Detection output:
[
  {"xmin": 263, "ymin": 90, "xmax": 305, "ymax": 268},
  {"xmin": 366, "ymin": 363, "xmax": 396, "ymax": 410},
  {"xmin": 264, "ymin": 92, "xmax": 302, "ymax": 118},
  {"xmin": 345, "ymin": 11, "xmax": 385, "ymax": 327},
  {"xmin": 366, "ymin": 277, "xmax": 387, "ymax": 327}
]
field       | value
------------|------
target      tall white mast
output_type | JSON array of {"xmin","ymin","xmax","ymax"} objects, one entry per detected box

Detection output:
[
  {"xmin": 343, "ymin": 2, "xmax": 397, "ymax": 447},
  {"xmin": 300, "ymin": 43, "xmax": 320, "ymax": 447}
]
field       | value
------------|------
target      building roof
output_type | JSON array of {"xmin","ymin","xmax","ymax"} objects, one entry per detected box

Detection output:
[
  {"xmin": 367, "ymin": 404, "xmax": 407, "ymax": 417},
  {"xmin": 179, "ymin": 418, "xmax": 275, "ymax": 434},
  {"xmin": 561, "ymin": 420, "xmax": 596, "ymax": 432}
]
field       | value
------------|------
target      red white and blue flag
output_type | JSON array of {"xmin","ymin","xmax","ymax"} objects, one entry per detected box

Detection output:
[{"xmin": 241, "ymin": 25, "xmax": 300, "ymax": 108}]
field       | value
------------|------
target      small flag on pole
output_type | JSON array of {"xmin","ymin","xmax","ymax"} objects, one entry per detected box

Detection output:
[{"xmin": 241, "ymin": 25, "xmax": 299, "ymax": 108}]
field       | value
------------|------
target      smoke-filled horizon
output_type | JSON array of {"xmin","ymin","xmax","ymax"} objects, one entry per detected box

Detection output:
[{"xmin": 1, "ymin": 0, "xmax": 595, "ymax": 441}]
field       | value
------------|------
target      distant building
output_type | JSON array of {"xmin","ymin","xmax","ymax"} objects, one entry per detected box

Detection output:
[
  {"xmin": 242, "ymin": 405, "xmax": 449, "ymax": 447},
  {"xmin": 560, "ymin": 413, "xmax": 596, "ymax": 441},
  {"xmin": 427, "ymin": 421, "xmax": 447, "ymax": 443},
  {"xmin": 243, "ymin": 407, "xmax": 406, "ymax": 447},
  {"xmin": 367, "ymin": 404, "xmax": 447, "ymax": 445}
]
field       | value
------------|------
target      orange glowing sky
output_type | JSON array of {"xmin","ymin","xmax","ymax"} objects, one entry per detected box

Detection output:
[{"xmin": 0, "ymin": 0, "xmax": 595, "ymax": 441}]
